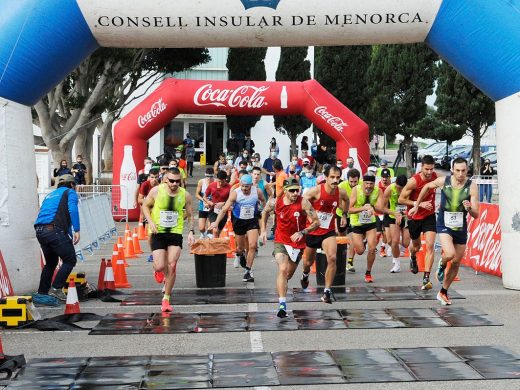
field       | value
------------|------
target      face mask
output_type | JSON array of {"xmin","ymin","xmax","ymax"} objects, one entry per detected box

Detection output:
[
  {"xmin": 270, "ymin": 152, "xmax": 277, "ymax": 158},
  {"xmin": 246, "ymin": 165, "xmax": 253, "ymax": 172},
  {"xmin": 305, "ymin": 172, "xmax": 313, "ymax": 178},
  {"xmin": 291, "ymin": 160, "xmax": 297, "ymax": 165},
  {"xmin": 61, "ymin": 164, "xmax": 67, "ymax": 167},
  {"xmin": 243, "ymin": 154, "xmax": 248, "ymax": 158},
  {"xmin": 348, "ymin": 162, "xmax": 354, "ymax": 168},
  {"xmin": 337, "ymin": 163, "xmax": 343, "ymax": 168},
  {"xmin": 175, "ymin": 153, "xmax": 181, "ymax": 158}
]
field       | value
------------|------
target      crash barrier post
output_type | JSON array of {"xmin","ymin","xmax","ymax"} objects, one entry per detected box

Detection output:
[
  {"xmin": 75, "ymin": 185, "xmax": 129, "ymax": 222},
  {"xmin": 471, "ymin": 175, "xmax": 499, "ymax": 204},
  {"xmin": 315, "ymin": 237, "xmax": 348, "ymax": 286}
]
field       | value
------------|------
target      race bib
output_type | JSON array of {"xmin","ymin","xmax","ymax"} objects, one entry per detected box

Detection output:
[
  {"xmin": 359, "ymin": 210, "xmax": 373, "ymax": 224},
  {"xmin": 202, "ymin": 203, "xmax": 210, "ymax": 212},
  {"xmin": 239, "ymin": 205, "xmax": 255, "ymax": 220},
  {"xmin": 284, "ymin": 244, "xmax": 302, "ymax": 263},
  {"xmin": 317, "ymin": 211, "xmax": 333, "ymax": 229},
  {"xmin": 214, "ymin": 207, "xmax": 222, "ymax": 215},
  {"xmin": 160, "ymin": 211, "xmax": 178, "ymax": 228},
  {"xmin": 397, "ymin": 204, "xmax": 407, "ymax": 214},
  {"xmin": 444, "ymin": 211, "xmax": 464, "ymax": 229}
]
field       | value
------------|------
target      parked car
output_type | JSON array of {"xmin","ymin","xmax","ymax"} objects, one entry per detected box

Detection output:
[
  {"xmin": 439, "ymin": 145, "xmax": 472, "ymax": 169},
  {"xmin": 417, "ymin": 141, "xmax": 447, "ymax": 161},
  {"xmin": 468, "ymin": 150, "xmax": 498, "ymax": 176}
]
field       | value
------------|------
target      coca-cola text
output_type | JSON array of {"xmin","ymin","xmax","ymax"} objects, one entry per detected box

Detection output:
[
  {"xmin": 194, "ymin": 84, "xmax": 269, "ymax": 108},
  {"xmin": 314, "ymin": 106, "xmax": 348, "ymax": 132},
  {"xmin": 138, "ymin": 98, "xmax": 167, "ymax": 128}
]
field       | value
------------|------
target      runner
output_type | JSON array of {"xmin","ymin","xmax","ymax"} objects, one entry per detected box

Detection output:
[
  {"xmin": 195, "ymin": 167, "xmax": 215, "ymax": 238},
  {"xmin": 137, "ymin": 167, "xmax": 159, "ymax": 262},
  {"xmin": 141, "ymin": 168, "xmax": 195, "ymax": 312},
  {"xmin": 203, "ymin": 170, "xmax": 231, "ymax": 238},
  {"xmin": 348, "ymin": 174, "xmax": 384, "ymax": 283},
  {"xmin": 260, "ymin": 178, "xmax": 320, "ymax": 318},
  {"xmin": 213, "ymin": 153, "xmax": 227, "ymax": 174},
  {"xmin": 337, "ymin": 168, "xmax": 360, "ymax": 272},
  {"xmin": 376, "ymin": 168, "xmax": 392, "ymax": 257},
  {"xmin": 300, "ymin": 165, "xmax": 349, "ymax": 303},
  {"xmin": 398, "ymin": 155, "xmax": 438, "ymax": 290},
  {"xmin": 409, "ymin": 157, "xmax": 479, "ymax": 305},
  {"xmin": 381, "ymin": 175, "xmax": 411, "ymax": 273},
  {"xmin": 209, "ymin": 174, "xmax": 266, "ymax": 282}
]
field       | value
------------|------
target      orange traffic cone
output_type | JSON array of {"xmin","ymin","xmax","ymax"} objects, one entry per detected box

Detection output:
[
  {"xmin": 138, "ymin": 215, "xmax": 147, "ymax": 240},
  {"xmin": 125, "ymin": 223, "xmax": 131, "ymax": 237},
  {"xmin": 414, "ymin": 234, "xmax": 426, "ymax": 273},
  {"xmin": 125, "ymin": 234, "xmax": 137, "ymax": 258},
  {"xmin": 133, "ymin": 228, "xmax": 143, "ymax": 254},
  {"xmin": 104, "ymin": 260, "xmax": 116, "ymax": 290},
  {"xmin": 64, "ymin": 278, "xmax": 80, "ymax": 314},
  {"xmin": 98, "ymin": 258, "xmax": 107, "ymax": 292},
  {"xmin": 117, "ymin": 241, "xmax": 129, "ymax": 267},
  {"xmin": 114, "ymin": 255, "xmax": 132, "ymax": 289}
]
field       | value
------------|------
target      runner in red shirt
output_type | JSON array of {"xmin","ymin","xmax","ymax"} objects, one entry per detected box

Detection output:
[
  {"xmin": 300, "ymin": 165, "xmax": 349, "ymax": 304},
  {"xmin": 399, "ymin": 155, "xmax": 438, "ymax": 290},
  {"xmin": 260, "ymin": 178, "xmax": 320, "ymax": 318},
  {"xmin": 203, "ymin": 170, "xmax": 231, "ymax": 237}
]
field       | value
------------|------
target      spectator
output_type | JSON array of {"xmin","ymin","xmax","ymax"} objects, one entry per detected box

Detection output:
[
  {"xmin": 269, "ymin": 137, "xmax": 280, "ymax": 154},
  {"xmin": 185, "ymin": 143, "xmax": 195, "ymax": 177},
  {"xmin": 137, "ymin": 157, "xmax": 154, "ymax": 185},
  {"xmin": 316, "ymin": 144, "xmax": 329, "ymax": 165},
  {"xmin": 341, "ymin": 157, "xmax": 355, "ymax": 181},
  {"xmin": 53, "ymin": 159, "xmax": 72, "ymax": 177},
  {"xmin": 243, "ymin": 134, "xmax": 255, "ymax": 153},
  {"xmin": 235, "ymin": 148, "xmax": 251, "ymax": 168},
  {"xmin": 262, "ymin": 148, "xmax": 278, "ymax": 183},
  {"xmin": 300, "ymin": 166, "xmax": 317, "ymax": 194},
  {"xmin": 174, "ymin": 146, "xmax": 187, "ymax": 171},
  {"xmin": 273, "ymin": 159, "xmax": 287, "ymax": 199},
  {"xmin": 300, "ymin": 135, "xmax": 309, "ymax": 154},
  {"xmin": 479, "ymin": 158, "xmax": 495, "ymax": 203},
  {"xmin": 285, "ymin": 154, "xmax": 302, "ymax": 175},
  {"xmin": 411, "ymin": 142, "xmax": 419, "ymax": 169},
  {"xmin": 72, "ymin": 155, "xmax": 87, "ymax": 185},
  {"xmin": 252, "ymin": 153, "xmax": 262, "ymax": 168},
  {"xmin": 214, "ymin": 153, "xmax": 227, "ymax": 174},
  {"xmin": 226, "ymin": 135, "xmax": 240, "ymax": 156},
  {"xmin": 183, "ymin": 134, "xmax": 194, "ymax": 147},
  {"xmin": 376, "ymin": 159, "xmax": 395, "ymax": 178}
]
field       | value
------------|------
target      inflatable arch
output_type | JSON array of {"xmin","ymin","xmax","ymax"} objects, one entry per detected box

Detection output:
[
  {"xmin": 114, "ymin": 78, "xmax": 369, "ymax": 220},
  {"xmin": 1, "ymin": 0, "xmax": 520, "ymax": 293}
]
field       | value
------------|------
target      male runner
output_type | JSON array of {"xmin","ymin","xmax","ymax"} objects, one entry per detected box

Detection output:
[
  {"xmin": 376, "ymin": 168, "xmax": 392, "ymax": 257},
  {"xmin": 409, "ymin": 157, "xmax": 479, "ymax": 305},
  {"xmin": 300, "ymin": 165, "xmax": 349, "ymax": 303},
  {"xmin": 209, "ymin": 174, "xmax": 266, "ymax": 282},
  {"xmin": 399, "ymin": 155, "xmax": 438, "ymax": 290},
  {"xmin": 382, "ymin": 175, "xmax": 410, "ymax": 273},
  {"xmin": 348, "ymin": 174, "xmax": 384, "ymax": 283},
  {"xmin": 195, "ymin": 167, "xmax": 215, "ymax": 238},
  {"xmin": 337, "ymin": 168, "xmax": 360, "ymax": 272},
  {"xmin": 260, "ymin": 178, "xmax": 320, "ymax": 318},
  {"xmin": 142, "ymin": 168, "xmax": 195, "ymax": 312},
  {"xmin": 204, "ymin": 170, "xmax": 231, "ymax": 238}
]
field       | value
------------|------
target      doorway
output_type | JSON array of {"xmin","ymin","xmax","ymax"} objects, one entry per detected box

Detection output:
[{"xmin": 206, "ymin": 122, "xmax": 224, "ymax": 164}]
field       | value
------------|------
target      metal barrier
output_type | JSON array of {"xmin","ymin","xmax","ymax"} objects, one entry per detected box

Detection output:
[
  {"xmin": 471, "ymin": 175, "xmax": 499, "ymax": 204},
  {"xmin": 75, "ymin": 185, "xmax": 129, "ymax": 222}
]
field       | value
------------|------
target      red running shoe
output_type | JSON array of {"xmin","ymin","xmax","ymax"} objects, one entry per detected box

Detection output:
[
  {"xmin": 154, "ymin": 271, "xmax": 165, "ymax": 284},
  {"xmin": 161, "ymin": 299, "xmax": 173, "ymax": 312},
  {"xmin": 364, "ymin": 273, "xmax": 374, "ymax": 283}
]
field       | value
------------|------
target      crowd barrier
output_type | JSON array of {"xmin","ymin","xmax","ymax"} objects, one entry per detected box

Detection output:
[
  {"xmin": 75, "ymin": 185, "xmax": 129, "ymax": 222},
  {"xmin": 472, "ymin": 175, "xmax": 499, "ymax": 204}
]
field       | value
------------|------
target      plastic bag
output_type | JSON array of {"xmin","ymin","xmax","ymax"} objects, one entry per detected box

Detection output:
[{"xmin": 190, "ymin": 238, "xmax": 232, "ymax": 255}]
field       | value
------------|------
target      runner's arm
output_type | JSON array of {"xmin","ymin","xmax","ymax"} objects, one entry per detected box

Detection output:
[
  {"xmin": 214, "ymin": 191, "xmax": 236, "ymax": 226},
  {"xmin": 398, "ymin": 177, "xmax": 417, "ymax": 206},
  {"xmin": 408, "ymin": 176, "xmax": 444, "ymax": 217},
  {"xmin": 302, "ymin": 198, "xmax": 320, "ymax": 234},
  {"xmin": 381, "ymin": 186, "xmax": 396, "ymax": 216},
  {"xmin": 185, "ymin": 192, "xmax": 195, "ymax": 244},
  {"xmin": 374, "ymin": 189, "xmax": 385, "ymax": 215},
  {"xmin": 257, "ymin": 188, "xmax": 266, "ymax": 209},
  {"xmin": 141, "ymin": 186, "xmax": 158, "ymax": 232},
  {"xmin": 260, "ymin": 198, "xmax": 275, "ymax": 234},
  {"xmin": 467, "ymin": 181, "xmax": 480, "ymax": 219},
  {"xmin": 202, "ymin": 187, "xmax": 214, "ymax": 207}
]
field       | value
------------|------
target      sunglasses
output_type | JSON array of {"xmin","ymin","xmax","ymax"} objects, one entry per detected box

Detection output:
[
  {"xmin": 287, "ymin": 188, "xmax": 299, "ymax": 193},
  {"xmin": 167, "ymin": 178, "xmax": 181, "ymax": 184}
]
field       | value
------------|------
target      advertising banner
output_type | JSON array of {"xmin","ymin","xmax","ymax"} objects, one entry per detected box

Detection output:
[{"xmin": 462, "ymin": 203, "xmax": 502, "ymax": 277}]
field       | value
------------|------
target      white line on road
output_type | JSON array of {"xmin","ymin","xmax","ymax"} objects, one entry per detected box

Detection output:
[{"xmin": 248, "ymin": 302, "xmax": 271, "ymax": 390}]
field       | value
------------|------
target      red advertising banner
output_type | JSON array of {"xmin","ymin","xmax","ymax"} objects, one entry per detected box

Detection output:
[
  {"xmin": 0, "ymin": 250, "xmax": 14, "ymax": 298},
  {"xmin": 462, "ymin": 203, "xmax": 502, "ymax": 277}
]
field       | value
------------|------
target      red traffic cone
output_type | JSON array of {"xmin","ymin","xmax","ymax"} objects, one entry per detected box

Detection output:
[
  {"xmin": 97, "ymin": 258, "xmax": 107, "ymax": 292},
  {"xmin": 104, "ymin": 259, "xmax": 116, "ymax": 290},
  {"xmin": 64, "ymin": 278, "xmax": 80, "ymax": 314},
  {"xmin": 133, "ymin": 228, "xmax": 143, "ymax": 254}
]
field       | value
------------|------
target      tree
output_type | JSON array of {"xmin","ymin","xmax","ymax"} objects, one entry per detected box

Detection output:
[
  {"xmin": 274, "ymin": 47, "xmax": 312, "ymax": 155},
  {"xmin": 226, "ymin": 48, "xmax": 267, "ymax": 136},
  {"xmin": 33, "ymin": 47, "xmax": 210, "ymax": 182},
  {"xmin": 366, "ymin": 44, "xmax": 437, "ymax": 173},
  {"xmin": 435, "ymin": 61, "xmax": 495, "ymax": 174}
]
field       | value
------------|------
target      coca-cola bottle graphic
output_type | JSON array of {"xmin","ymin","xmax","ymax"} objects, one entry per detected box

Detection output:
[
  {"xmin": 349, "ymin": 147, "xmax": 363, "ymax": 173},
  {"xmin": 280, "ymin": 86, "xmax": 288, "ymax": 109},
  {"xmin": 120, "ymin": 145, "xmax": 138, "ymax": 210}
]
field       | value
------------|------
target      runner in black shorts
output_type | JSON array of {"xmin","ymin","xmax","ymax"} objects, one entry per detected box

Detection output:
[
  {"xmin": 195, "ymin": 167, "xmax": 214, "ymax": 237},
  {"xmin": 204, "ymin": 170, "xmax": 231, "ymax": 238}
]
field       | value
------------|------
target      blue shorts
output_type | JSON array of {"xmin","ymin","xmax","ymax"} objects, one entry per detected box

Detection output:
[{"xmin": 437, "ymin": 225, "xmax": 467, "ymax": 245}]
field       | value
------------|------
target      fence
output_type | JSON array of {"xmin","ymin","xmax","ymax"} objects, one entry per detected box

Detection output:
[
  {"xmin": 75, "ymin": 185, "xmax": 129, "ymax": 222},
  {"xmin": 471, "ymin": 175, "xmax": 499, "ymax": 204}
]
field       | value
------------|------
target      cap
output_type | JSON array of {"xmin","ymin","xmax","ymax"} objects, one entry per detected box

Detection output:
[
  {"xmin": 283, "ymin": 178, "xmax": 300, "ymax": 190},
  {"xmin": 363, "ymin": 174, "xmax": 376, "ymax": 183},
  {"xmin": 57, "ymin": 174, "xmax": 75, "ymax": 184},
  {"xmin": 240, "ymin": 174, "xmax": 253, "ymax": 185},
  {"xmin": 380, "ymin": 159, "xmax": 388, "ymax": 165},
  {"xmin": 381, "ymin": 168, "xmax": 391, "ymax": 178},
  {"xmin": 367, "ymin": 165, "xmax": 377, "ymax": 173},
  {"xmin": 175, "ymin": 145, "xmax": 184, "ymax": 151},
  {"xmin": 303, "ymin": 158, "xmax": 310, "ymax": 164}
]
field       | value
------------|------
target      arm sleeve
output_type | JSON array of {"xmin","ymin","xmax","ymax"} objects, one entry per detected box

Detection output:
[{"xmin": 68, "ymin": 190, "xmax": 80, "ymax": 232}]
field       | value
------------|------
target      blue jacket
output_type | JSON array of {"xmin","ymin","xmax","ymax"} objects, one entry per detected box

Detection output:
[{"xmin": 35, "ymin": 187, "xmax": 80, "ymax": 235}]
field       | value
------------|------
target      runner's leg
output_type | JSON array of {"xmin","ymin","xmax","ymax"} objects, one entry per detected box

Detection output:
[
  {"xmin": 163, "ymin": 245, "xmax": 181, "ymax": 298},
  {"xmin": 245, "ymin": 228, "xmax": 259, "ymax": 269},
  {"xmin": 322, "ymin": 235, "xmax": 338, "ymax": 289},
  {"xmin": 443, "ymin": 243, "xmax": 466, "ymax": 290},
  {"xmin": 365, "ymin": 228, "xmax": 377, "ymax": 272}
]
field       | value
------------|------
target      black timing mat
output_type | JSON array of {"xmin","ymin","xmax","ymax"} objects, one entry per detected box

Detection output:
[
  {"xmin": 120, "ymin": 286, "xmax": 465, "ymax": 306},
  {"xmin": 89, "ymin": 306, "xmax": 500, "ymax": 335},
  {"xmin": 6, "ymin": 346, "xmax": 520, "ymax": 388}
]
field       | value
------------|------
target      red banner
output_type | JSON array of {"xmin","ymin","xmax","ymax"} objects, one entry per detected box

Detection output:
[
  {"xmin": 0, "ymin": 250, "xmax": 14, "ymax": 298},
  {"xmin": 462, "ymin": 203, "xmax": 502, "ymax": 277}
]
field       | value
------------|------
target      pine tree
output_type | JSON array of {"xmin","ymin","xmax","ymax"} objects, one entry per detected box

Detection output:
[
  {"xmin": 274, "ymin": 47, "xmax": 312, "ymax": 155},
  {"xmin": 435, "ymin": 61, "xmax": 495, "ymax": 174},
  {"xmin": 225, "ymin": 48, "xmax": 267, "ymax": 136}
]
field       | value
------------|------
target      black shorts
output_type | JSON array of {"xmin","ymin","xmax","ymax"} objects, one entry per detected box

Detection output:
[
  {"xmin": 408, "ymin": 213, "xmax": 437, "ymax": 240},
  {"xmin": 384, "ymin": 214, "xmax": 406, "ymax": 229},
  {"xmin": 150, "ymin": 233, "xmax": 183, "ymax": 251},
  {"xmin": 375, "ymin": 217, "xmax": 384, "ymax": 232},
  {"xmin": 437, "ymin": 225, "xmax": 468, "ymax": 245},
  {"xmin": 208, "ymin": 212, "xmax": 228, "ymax": 231},
  {"xmin": 335, "ymin": 215, "xmax": 350, "ymax": 233},
  {"xmin": 305, "ymin": 230, "xmax": 336, "ymax": 249},
  {"xmin": 198, "ymin": 210, "xmax": 209, "ymax": 219},
  {"xmin": 231, "ymin": 215, "xmax": 260, "ymax": 236},
  {"xmin": 351, "ymin": 222, "xmax": 377, "ymax": 235}
]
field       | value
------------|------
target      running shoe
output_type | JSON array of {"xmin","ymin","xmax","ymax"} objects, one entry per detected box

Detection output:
[
  {"xmin": 300, "ymin": 273, "xmax": 310, "ymax": 289},
  {"xmin": 390, "ymin": 262, "xmax": 401, "ymax": 273},
  {"xmin": 364, "ymin": 273, "xmax": 374, "ymax": 283},
  {"xmin": 436, "ymin": 259, "xmax": 446, "ymax": 284},
  {"xmin": 147, "ymin": 254, "xmax": 153, "ymax": 263},
  {"xmin": 243, "ymin": 270, "xmax": 254, "ymax": 283},
  {"xmin": 436, "ymin": 291, "xmax": 452, "ymax": 306},
  {"xmin": 240, "ymin": 253, "xmax": 247, "ymax": 268},
  {"xmin": 277, "ymin": 302, "xmax": 288, "ymax": 318},
  {"xmin": 154, "ymin": 270, "xmax": 165, "ymax": 284},
  {"xmin": 48, "ymin": 287, "xmax": 67, "ymax": 302},
  {"xmin": 346, "ymin": 262, "xmax": 356, "ymax": 273},
  {"xmin": 380, "ymin": 247, "xmax": 387, "ymax": 257},
  {"xmin": 267, "ymin": 233, "xmax": 274, "ymax": 241},
  {"xmin": 410, "ymin": 256, "xmax": 419, "ymax": 274},
  {"xmin": 421, "ymin": 277, "xmax": 433, "ymax": 290},
  {"xmin": 321, "ymin": 290, "xmax": 332, "ymax": 304},
  {"xmin": 233, "ymin": 255, "xmax": 240, "ymax": 268},
  {"xmin": 161, "ymin": 299, "xmax": 173, "ymax": 312}
]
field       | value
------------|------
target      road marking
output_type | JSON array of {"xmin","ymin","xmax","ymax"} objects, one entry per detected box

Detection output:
[{"xmin": 248, "ymin": 302, "xmax": 271, "ymax": 390}]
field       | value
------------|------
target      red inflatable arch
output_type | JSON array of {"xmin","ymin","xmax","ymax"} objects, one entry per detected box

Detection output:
[{"xmin": 113, "ymin": 78, "xmax": 369, "ymax": 221}]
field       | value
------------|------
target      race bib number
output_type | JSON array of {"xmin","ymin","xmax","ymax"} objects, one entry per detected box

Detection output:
[
  {"xmin": 160, "ymin": 211, "xmax": 178, "ymax": 228},
  {"xmin": 317, "ymin": 211, "xmax": 333, "ymax": 229},
  {"xmin": 284, "ymin": 244, "xmax": 302, "ymax": 263},
  {"xmin": 239, "ymin": 205, "xmax": 255, "ymax": 220},
  {"xmin": 444, "ymin": 211, "xmax": 464, "ymax": 229},
  {"xmin": 214, "ymin": 207, "xmax": 222, "ymax": 215},
  {"xmin": 359, "ymin": 210, "xmax": 373, "ymax": 224},
  {"xmin": 397, "ymin": 204, "xmax": 407, "ymax": 214}
]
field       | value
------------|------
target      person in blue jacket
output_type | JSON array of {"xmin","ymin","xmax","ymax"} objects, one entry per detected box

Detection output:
[{"xmin": 33, "ymin": 174, "xmax": 80, "ymax": 304}]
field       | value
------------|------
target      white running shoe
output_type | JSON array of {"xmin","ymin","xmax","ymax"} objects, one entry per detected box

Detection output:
[
  {"xmin": 233, "ymin": 256, "xmax": 241, "ymax": 268},
  {"xmin": 390, "ymin": 262, "xmax": 401, "ymax": 273}
]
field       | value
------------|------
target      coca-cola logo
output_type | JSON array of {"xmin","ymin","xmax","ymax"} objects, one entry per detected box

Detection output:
[
  {"xmin": 194, "ymin": 84, "xmax": 269, "ymax": 109},
  {"xmin": 138, "ymin": 98, "xmax": 167, "ymax": 128},
  {"xmin": 466, "ymin": 207, "xmax": 502, "ymax": 273},
  {"xmin": 121, "ymin": 172, "xmax": 137, "ymax": 181},
  {"xmin": 314, "ymin": 106, "xmax": 348, "ymax": 132}
]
